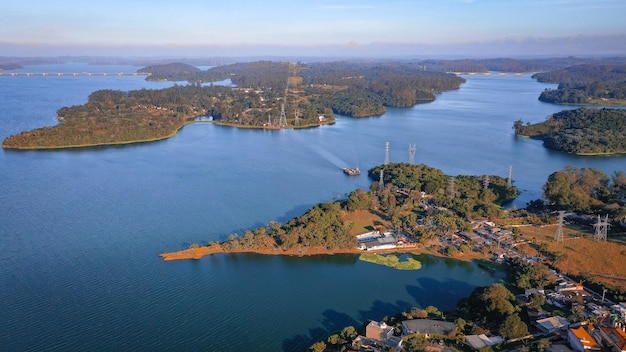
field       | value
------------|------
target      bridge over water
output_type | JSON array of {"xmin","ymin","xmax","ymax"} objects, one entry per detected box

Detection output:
[{"xmin": 0, "ymin": 71, "xmax": 151, "ymax": 77}]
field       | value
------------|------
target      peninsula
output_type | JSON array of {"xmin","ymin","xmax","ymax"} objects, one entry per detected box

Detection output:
[
  {"xmin": 533, "ymin": 63, "xmax": 626, "ymax": 106},
  {"xmin": 2, "ymin": 61, "xmax": 464, "ymax": 150},
  {"xmin": 160, "ymin": 162, "xmax": 519, "ymax": 262},
  {"xmin": 513, "ymin": 108, "xmax": 626, "ymax": 155}
]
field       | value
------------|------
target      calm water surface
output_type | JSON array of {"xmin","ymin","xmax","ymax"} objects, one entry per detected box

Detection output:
[{"xmin": 1, "ymin": 65, "xmax": 624, "ymax": 351}]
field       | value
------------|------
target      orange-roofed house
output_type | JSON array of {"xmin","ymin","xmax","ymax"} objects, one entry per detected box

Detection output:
[
  {"xmin": 599, "ymin": 326, "xmax": 626, "ymax": 352},
  {"xmin": 568, "ymin": 326, "xmax": 601, "ymax": 352}
]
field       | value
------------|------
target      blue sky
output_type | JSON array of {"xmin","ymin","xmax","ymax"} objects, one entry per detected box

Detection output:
[{"xmin": 2, "ymin": 0, "xmax": 625, "ymax": 57}]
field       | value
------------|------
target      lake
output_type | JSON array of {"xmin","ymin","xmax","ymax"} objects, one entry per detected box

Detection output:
[{"xmin": 0, "ymin": 65, "xmax": 623, "ymax": 351}]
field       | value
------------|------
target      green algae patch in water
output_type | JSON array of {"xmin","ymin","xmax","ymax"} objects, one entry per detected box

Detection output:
[{"xmin": 359, "ymin": 253, "xmax": 422, "ymax": 270}]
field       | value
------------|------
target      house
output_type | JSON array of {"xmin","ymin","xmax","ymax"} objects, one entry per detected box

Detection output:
[
  {"xmin": 366, "ymin": 321, "xmax": 394, "ymax": 341},
  {"xmin": 598, "ymin": 326, "xmax": 626, "ymax": 352},
  {"xmin": 401, "ymin": 319, "xmax": 456, "ymax": 337},
  {"xmin": 536, "ymin": 316, "xmax": 570, "ymax": 334},
  {"xmin": 465, "ymin": 334, "xmax": 504, "ymax": 350},
  {"xmin": 568, "ymin": 326, "xmax": 601, "ymax": 352},
  {"xmin": 361, "ymin": 321, "xmax": 403, "ymax": 351},
  {"xmin": 358, "ymin": 232, "xmax": 399, "ymax": 251}
]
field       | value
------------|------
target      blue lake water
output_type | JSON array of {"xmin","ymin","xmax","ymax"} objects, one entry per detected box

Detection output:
[{"xmin": 0, "ymin": 65, "xmax": 624, "ymax": 351}]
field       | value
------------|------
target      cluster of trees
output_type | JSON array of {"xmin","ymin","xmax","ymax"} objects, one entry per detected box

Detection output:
[
  {"xmin": 541, "ymin": 166, "xmax": 626, "ymax": 220},
  {"xmin": 299, "ymin": 61, "xmax": 465, "ymax": 116},
  {"xmin": 514, "ymin": 108, "xmax": 626, "ymax": 154},
  {"xmin": 2, "ymin": 84, "xmax": 265, "ymax": 148},
  {"xmin": 457, "ymin": 283, "xmax": 529, "ymax": 339},
  {"xmin": 138, "ymin": 62, "xmax": 201, "ymax": 81},
  {"xmin": 223, "ymin": 202, "xmax": 357, "ymax": 252},
  {"xmin": 533, "ymin": 64, "xmax": 626, "ymax": 104}
]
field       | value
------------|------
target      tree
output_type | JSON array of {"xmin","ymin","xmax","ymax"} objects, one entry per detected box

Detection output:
[
  {"xmin": 499, "ymin": 313, "xmax": 528, "ymax": 339},
  {"xmin": 528, "ymin": 293, "xmax": 546, "ymax": 310},
  {"xmin": 309, "ymin": 341, "xmax": 326, "ymax": 352},
  {"xmin": 461, "ymin": 284, "xmax": 518, "ymax": 332}
]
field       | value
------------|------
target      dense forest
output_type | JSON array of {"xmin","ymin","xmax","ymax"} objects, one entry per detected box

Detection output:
[
  {"xmin": 514, "ymin": 108, "xmax": 626, "ymax": 154},
  {"xmin": 298, "ymin": 61, "xmax": 465, "ymax": 116},
  {"xmin": 533, "ymin": 64, "xmax": 626, "ymax": 105}
]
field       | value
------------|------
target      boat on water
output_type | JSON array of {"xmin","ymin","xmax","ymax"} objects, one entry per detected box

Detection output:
[{"xmin": 343, "ymin": 167, "xmax": 361, "ymax": 176}]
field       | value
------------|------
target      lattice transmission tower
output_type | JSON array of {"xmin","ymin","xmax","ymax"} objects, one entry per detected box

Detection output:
[
  {"xmin": 408, "ymin": 144, "xmax": 416, "ymax": 165},
  {"xmin": 384, "ymin": 142, "xmax": 390, "ymax": 165},
  {"xmin": 555, "ymin": 210, "xmax": 565, "ymax": 243},
  {"xmin": 278, "ymin": 103, "xmax": 287, "ymax": 127},
  {"xmin": 448, "ymin": 177, "xmax": 456, "ymax": 197},
  {"xmin": 294, "ymin": 108, "xmax": 300, "ymax": 126},
  {"xmin": 593, "ymin": 214, "xmax": 609, "ymax": 241},
  {"xmin": 378, "ymin": 169, "xmax": 385, "ymax": 192}
]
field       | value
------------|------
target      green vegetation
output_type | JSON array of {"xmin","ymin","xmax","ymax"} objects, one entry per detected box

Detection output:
[
  {"xmin": 299, "ymin": 61, "xmax": 465, "ymax": 116},
  {"xmin": 222, "ymin": 201, "xmax": 357, "ymax": 252},
  {"xmin": 542, "ymin": 166, "xmax": 626, "ymax": 218},
  {"xmin": 533, "ymin": 64, "xmax": 626, "ymax": 105},
  {"xmin": 514, "ymin": 108, "xmax": 626, "ymax": 154},
  {"xmin": 359, "ymin": 253, "xmax": 422, "ymax": 270},
  {"xmin": 366, "ymin": 163, "xmax": 518, "ymax": 244},
  {"xmin": 457, "ymin": 283, "xmax": 529, "ymax": 339}
]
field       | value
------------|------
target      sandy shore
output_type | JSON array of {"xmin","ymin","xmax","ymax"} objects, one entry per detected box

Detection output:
[{"xmin": 159, "ymin": 244, "xmax": 428, "ymax": 261}]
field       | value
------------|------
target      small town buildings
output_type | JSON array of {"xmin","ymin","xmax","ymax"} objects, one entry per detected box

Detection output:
[
  {"xmin": 357, "ymin": 231, "xmax": 400, "ymax": 251},
  {"xmin": 465, "ymin": 334, "xmax": 504, "ymax": 350},
  {"xmin": 568, "ymin": 326, "xmax": 601, "ymax": 352},
  {"xmin": 401, "ymin": 319, "xmax": 456, "ymax": 337},
  {"xmin": 536, "ymin": 316, "xmax": 571, "ymax": 334}
]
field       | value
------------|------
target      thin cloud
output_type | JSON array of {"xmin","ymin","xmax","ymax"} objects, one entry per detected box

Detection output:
[{"xmin": 313, "ymin": 5, "xmax": 378, "ymax": 10}]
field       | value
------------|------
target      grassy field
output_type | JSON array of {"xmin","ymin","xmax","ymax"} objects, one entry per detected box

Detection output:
[
  {"xmin": 516, "ymin": 224, "xmax": 626, "ymax": 290},
  {"xmin": 342, "ymin": 210, "xmax": 389, "ymax": 235}
]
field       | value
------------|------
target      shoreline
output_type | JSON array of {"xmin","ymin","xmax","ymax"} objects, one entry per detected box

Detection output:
[
  {"xmin": 159, "ymin": 243, "xmax": 484, "ymax": 262},
  {"xmin": 2, "ymin": 119, "xmax": 337, "ymax": 150}
]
